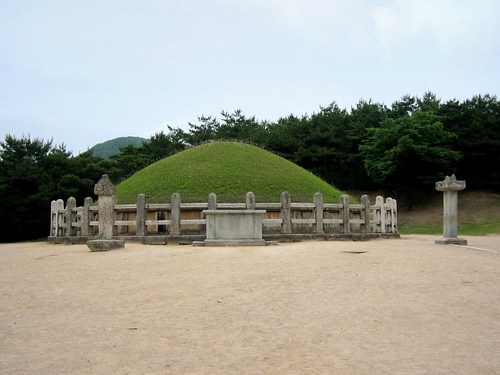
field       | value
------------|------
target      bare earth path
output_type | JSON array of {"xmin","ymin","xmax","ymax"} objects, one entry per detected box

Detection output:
[{"xmin": 1, "ymin": 235, "xmax": 499, "ymax": 374}]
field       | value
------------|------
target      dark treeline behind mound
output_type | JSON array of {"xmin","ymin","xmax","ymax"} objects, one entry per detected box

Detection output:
[{"xmin": 1, "ymin": 92, "xmax": 499, "ymax": 241}]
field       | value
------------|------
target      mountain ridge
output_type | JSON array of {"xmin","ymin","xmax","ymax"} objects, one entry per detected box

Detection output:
[{"xmin": 91, "ymin": 136, "xmax": 147, "ymax": 159}]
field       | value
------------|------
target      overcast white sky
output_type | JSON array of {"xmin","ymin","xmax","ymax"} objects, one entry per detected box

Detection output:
[{"xmin": 1, "ymin": 0, "xmax": 499, "ymax": 154}]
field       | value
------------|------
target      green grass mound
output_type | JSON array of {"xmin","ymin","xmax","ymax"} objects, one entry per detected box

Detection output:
[{"xmin": 116, "ymin": 142, "xmax": 344, "ymax": 203}]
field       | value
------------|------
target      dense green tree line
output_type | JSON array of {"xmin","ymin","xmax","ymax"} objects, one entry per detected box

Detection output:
[
  {"xmin": 0, "ymin": 136, "xmax": 112, "ymax": 242},
  {"xmin": 1, "ymin": 93, "xmax": 499, "ymax": 242}
]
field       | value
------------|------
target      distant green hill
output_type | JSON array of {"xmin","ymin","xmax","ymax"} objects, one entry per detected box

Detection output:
[
  {"xmin": 116, "ymin": 141, "xmax": 345, "ymax": 203},
  {"xmin": 91, "ymin": 136, "xmax": 147, "ymax": 159}
]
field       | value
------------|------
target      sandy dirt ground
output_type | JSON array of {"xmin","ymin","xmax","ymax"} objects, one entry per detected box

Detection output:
[{"xmin": 1, "ymin": 235, "xmax": 499, "ymax": 375}]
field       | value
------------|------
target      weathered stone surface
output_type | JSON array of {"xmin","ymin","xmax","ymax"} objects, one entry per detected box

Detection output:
[
  {"xmin": 204, "ymin": 239, "xmax": 267, "ymax": 246},
  {"xmin": 87, "ymin": 174, "xmax": 121, "ymax": 251},
  {"xmin": 246, "ymin": 192, "xmax": 256, "ymax": 209},
  {"xmin": 435, "ymin": 174, "xmax": 467, "ymax": 246},
  {"xmin": 203, "ymin": 209, "xmax": 267, "ymax": 246},
  {"xmin": 50, "ymin": 185, "xmax": 399, "ymax": 245},
  {"xmin": 87, "ymin": 239, "xmax": 125, "ymax": 252},
  {"xmin": 94, "ymin": 174, "xmax": 116, "ymax": 196},
  {"xmin": 208, "ymin": 193, "xmax": 217, "ymax": 210},
  {"xmin": 435, "ymin": 237, "xmax": 467, "ymax": 245},
  {"xmin": 136, "ymin": 194, "xmax": 147, "ymax": 236},
  {"xmin": 435, "ymin": 174, "xmax": 466, "ymax": 191},
  {"xmin": 170, "ymin": 193, "xmax": 181, "ymax": 236},
  {"xmin": 97, "ymin": 195, "xmax": 116, "ymax": 240}
]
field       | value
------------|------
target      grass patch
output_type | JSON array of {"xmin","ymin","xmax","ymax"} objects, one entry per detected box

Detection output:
[
  {"xmin": 398, "ymin": 220, "xmax": 500, "ymax": 236},
  {"xmin": 398, "ymin": 224, "xmax": 442, "ymax": 235},
  {"xmin": 116, "ymin": 142, "xmax": 345, "ymax": 203},
  {"xmin": 458, "ymin": 221, "xmax": 500, "ymax": 236}
]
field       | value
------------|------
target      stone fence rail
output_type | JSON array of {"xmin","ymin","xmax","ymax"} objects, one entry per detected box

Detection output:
[{"xmin": 48, "ymin": 192, "xmax": 398, "ymax": 244}]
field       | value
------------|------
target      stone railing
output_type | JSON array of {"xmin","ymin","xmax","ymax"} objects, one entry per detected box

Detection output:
[{"xmin": 48, "ymin": 188, "xmax": 399, "ymax": 245}]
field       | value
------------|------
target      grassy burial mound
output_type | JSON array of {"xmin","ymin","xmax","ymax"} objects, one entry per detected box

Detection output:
[{"xmin": 116, "ymin": 142, "xmax": 344, "ymax": 203}]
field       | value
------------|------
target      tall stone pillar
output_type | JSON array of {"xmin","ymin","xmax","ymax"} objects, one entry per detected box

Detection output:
[
  {"xmin": 87, "ymin": 174, "xmax": 125, "ymax": 251},
  {"xmin": 95, "ymin": 174, "xmax": 115, "ymax": 239},
  {"xmin": 435, "ymin": 174, "xmax": 467, "ymax": 245}
]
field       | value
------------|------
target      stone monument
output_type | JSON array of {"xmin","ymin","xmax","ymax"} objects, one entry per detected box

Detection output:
[
  {"xmin": 87, "ymin": 174, "xmax": 125, "ymax": 251},
  {"xmin": 435, "ymin": 174, "xmax": 467, "ymax": 245}
]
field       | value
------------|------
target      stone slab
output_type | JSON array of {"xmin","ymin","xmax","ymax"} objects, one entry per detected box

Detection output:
[
  {"xmin": 193, "ymin": 239, "xmax": 278, "ymax": 247},
  {"xmin": 204, "ymin": 239, "xmax": 267, "ymax": 246},
  {"xmin": 203, "ymin": 209, "xmax": 266, "ymax": 246},
  {"xmin": 87, "ymin": 239, "xmax": 125, "ymax": 252},
  {"xmin": 435, "ymin": 237, "xmax": 468, "ymax": 246}
]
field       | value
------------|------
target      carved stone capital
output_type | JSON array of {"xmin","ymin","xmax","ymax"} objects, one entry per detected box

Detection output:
[
  {"xmin": 94, "ymin": 174, "xmax": 116, "ymax": 196},
  {"xmin": 435, "ymin": 174, "xmax": 466, "ymax": 192}
]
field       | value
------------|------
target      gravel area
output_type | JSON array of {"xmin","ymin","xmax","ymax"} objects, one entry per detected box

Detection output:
[{"xmin": 1, "ymin": 235, "xmax": 499, "ymax": 374}]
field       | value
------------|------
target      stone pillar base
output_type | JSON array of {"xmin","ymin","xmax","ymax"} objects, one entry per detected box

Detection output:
[
  {"xmin": 193, "ymin": 239, "xmax": 277, "ymax": 247},
  {"xmin": 435, "ymin": 237, "xmax": 468, "ymax": 246},
  {"xmin": 205, "ymin": 239, "xmax": 267, "ymax": 246},
  {"xmin": 87, "ymin": 239, "xmax": 125, "ymax": 252}
]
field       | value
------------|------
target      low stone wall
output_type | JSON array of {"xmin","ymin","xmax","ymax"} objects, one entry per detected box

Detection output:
[{"xmin": 48, "ymin": 190, "xmax": 399, "ymax": 244}]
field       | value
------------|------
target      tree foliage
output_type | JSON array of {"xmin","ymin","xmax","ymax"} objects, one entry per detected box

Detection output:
[
  {"xmin": 439, "ymin": 94, "xmax": 500, "ymax": 187},
  {"xmin": 360, "ymin": 111, "xmax": 461, "ymax": 207},
  {"xmin": 0, "ymin": 136, "xmax": 68, "ymax": 241}
]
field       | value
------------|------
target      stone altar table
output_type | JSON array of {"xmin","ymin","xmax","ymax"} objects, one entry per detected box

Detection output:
[{"xmin": 202, "ymin": 209, "xmax": 267, "ymax": 246}]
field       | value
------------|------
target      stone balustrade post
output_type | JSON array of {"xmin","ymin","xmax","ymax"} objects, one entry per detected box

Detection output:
[
  {"xmin": 314, "ymin": 193, "xmax": 324, "ymax": 234},
  {"xmin": 208, "ymin": 193, "xmax": 217, "ymax": 210},
  {"xmin": 81, "ymin": 197, "xmax": 93, "ymax": 237},
  {"xmin": 361, "ymin": 195, "xmax": 370, "ymax": 233},
  {"xmin": 50, "ymin": 199, "xmax": 64, "ymax": 237},
  {"xmin": 136, "ymin": 194, "xmax": 147, "ymax": 236},
  {"xmin": 375, "ymin": 196, "xmax": 385, "ymax": 233},
  {"xmin": 281, "ymin": 192, "xmax": 291, "ymax": 234},
  {"xmin": 170, "ymin": 193, "xmax": 181, "ymax": 236},
  {"xmin": 246, "ymin": 192, "xmax": 256, "ymax": 209},
  {"xmin": 65, "ymin": 197, "xmax": 77, "ymax": 237},
  {"xmin": 341, "ymin": 194, "xmax": 350, "ymax": 234}
]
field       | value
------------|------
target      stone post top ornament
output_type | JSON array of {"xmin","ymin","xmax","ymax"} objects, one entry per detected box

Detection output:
[
  {"xmin": 94, "ymin": 174, "xmax": 116, "ymax": 196},
  {"xmin": 435, "ymin": 174, "xmax": 466, "ymax": 192}
]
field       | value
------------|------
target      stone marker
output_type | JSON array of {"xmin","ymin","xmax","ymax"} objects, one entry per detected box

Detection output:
[
  {"xmin": 435, "ymin": 174, "xmax": 467, "ymax": 245},
  {"xmin": 87, "ymin": 174, "xmax": 125, "ymax": 251}
]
